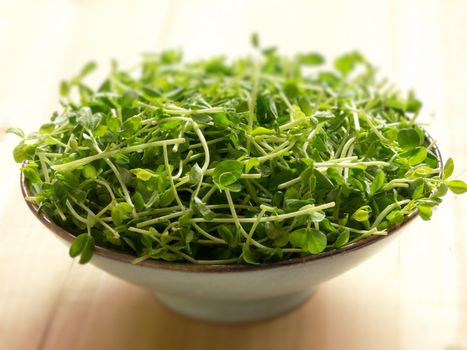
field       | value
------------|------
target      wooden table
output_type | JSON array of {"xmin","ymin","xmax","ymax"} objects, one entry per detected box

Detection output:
[{"xmin": 1, "ymin": 1, "xmax": 466, "ymax": 349}]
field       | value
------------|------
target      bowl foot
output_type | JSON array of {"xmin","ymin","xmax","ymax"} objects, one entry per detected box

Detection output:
[{"xmin": 154, "ymin": 288, "xmax": 316, "ymax": 323}]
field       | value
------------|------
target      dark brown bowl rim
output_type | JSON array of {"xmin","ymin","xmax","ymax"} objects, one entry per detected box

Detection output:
[{"xmin": 21, "ymin": 131, "xmax": 442, "ymax": 273}]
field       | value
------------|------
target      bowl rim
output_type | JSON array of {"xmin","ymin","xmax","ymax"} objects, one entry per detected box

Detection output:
[{"xmin": 20, "ymin": 131, "xmax": 442, "ymax": 273}]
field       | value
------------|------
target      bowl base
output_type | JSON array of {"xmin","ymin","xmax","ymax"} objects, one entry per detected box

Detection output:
[{"xmin": 154, "ymin": 288, "xmax": 316, "ymax": 323}]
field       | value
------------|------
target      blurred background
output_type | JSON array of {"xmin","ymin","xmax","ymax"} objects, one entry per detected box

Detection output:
[
  {"xmin": 2, "ymin": 0, "xmax": 466, "ymax": 130},
  {"xmin": 0, "ymin": 0, "xmax": 466, "ymax": 349}
]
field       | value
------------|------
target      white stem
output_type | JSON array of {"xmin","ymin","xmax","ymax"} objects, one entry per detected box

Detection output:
[
  {"xmin": 192, "ymin": 223, "xmax": 226, "ymax": 244},
  {"xmin": 191, "ymin": 202, "xmax": 335, "ymax": 223},
  {"xmin": 38, "ymin": 154, "xmax": 50, "ymax": 183},
  {"xmin": 350, "ymin": 102, "xmax": 360, "ymax": 131},
  {"xmin": 248, "ymin": 62, "xmax": 260, "ymax": 129},
  {"xmin": 315, "ymin": 160, "xmax": 389, "ymax": 168},
  {"xmin": 224, "ymin": 189, "xmax": 269, "ymax": 250},
  {"xmin": 136, "ymin": 210, "xmax": 188, "ymax": 228},
  {"xmin": 371, "ymin": 199, "xmax": 411, "ymax": 229},
  {"xmin": 330, "ymin": 223, "xmax": 387, "ymax": 235},
  {"xmin": 340, "ymin": 137, "xmax": 356, "ymax": 159},
  {"xmin": 257, "ymin": 142, "xmax": 294, "ymax": 163},
  {"xmin": 163, "ymin": 144, "xmax": 185, "ymax": 210},
  {"xmin": 53, "ymin": 138, "xmax": 185, "ymax": 172},
  {"xmin": 138, "ymin": 102, "xmax": 223, "ymax": 115},
  {"xmin": 277, "ymin": 177, "xmax": 301, "ymax": 189}
]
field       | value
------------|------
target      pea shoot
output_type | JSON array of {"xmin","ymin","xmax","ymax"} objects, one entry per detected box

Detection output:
[{"xmin": 10, "ymin": 36, "xmax": 467, "ymax": 265}]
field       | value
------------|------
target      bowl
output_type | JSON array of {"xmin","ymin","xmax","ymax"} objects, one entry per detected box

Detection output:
[
  {"xmin": 20, "ymin": 139, "xmax": 442, "ymax": 322},
  {"xmin": 20, "ymin": 183, "xmax": 419, "ymax": 322}
]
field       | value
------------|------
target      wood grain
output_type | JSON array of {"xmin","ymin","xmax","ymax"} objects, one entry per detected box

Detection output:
[{"xmin": 0, "ymin": 1, "xmax": 466, "ymax": 349}]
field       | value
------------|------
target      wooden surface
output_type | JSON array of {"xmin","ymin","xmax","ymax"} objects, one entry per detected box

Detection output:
[{"xmin": 1, "ymin": 0, "xmax": 466, "ymax": 349}]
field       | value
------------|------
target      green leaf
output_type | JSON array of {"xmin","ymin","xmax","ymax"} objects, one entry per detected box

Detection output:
[
  {"xmin": 160, "ymin": 119, "xmax": 182, "ymax": 130},
  {"xmin": 320, "ymin": 218, "xmax": 337, "ymax": 233},
  {"xmin": 334, "ymin": 51, "xmax": 363, "ymax": 76},
  {"xmin": 289, "ymin": 228, "xmax": 327, "ymax": 254},
  {"xmin": 111, "ymin": 206, "xmax": 123, "ymax": 226},
  {"xmin": 120, "ymin": 115, "xmax": 142, "ymax": 138},
  {"xmin": 398, "ymin": 128, "xmax": 421, "ymax": 149},
  {"xmin": 160, "ymin": 189, "xmax": 175, "ymax": 207},
  {"xmin": 241, "ymin": 244, "xmax": 259, "ymax": 264},
  {"xmin": 447, "ymin": 180, "xmax": 467, "ymax": 194},
  {"xmin": 39, "ymin": 123, "xmax": 55, "ymax": 135},
  {"xmin": 120, "ymin": 89, "xmax": 139, "ymax": 106},
  {"xmin": 417, "ymin": 205, "xmax": 432, "ymax": 220},
  {"xmin": 226, "ymin": 183, "xmax": 242, "ymax": 192},
  {"xmin": 21, "ymin": 166, "xmax": 42, "ymax": 184},
  {"xmin": 212, "ymin": 160, "xmax": 243, "ymax": 190},
  {"xmin": 192, "ymin": 114, "xmax": 213, "ymax": 124},
  {"xmin": 387, "ymin": 210, "xmax": 404, "ymax": 225},
  {"xmin": 87, "ymin": 212, "xmax": 96, "ymax": 228},
  {"xmin": 119, "ymin": 202, "xmax": 133, "ymax": 213},
  {"xmin": 79, "ymin": 235, "xmax": 95, "ymax": 264},
  {"xmin": 189, "ymin": 163, "xmax": 203, "ymax": 184},
  {"xmin": 297, "ymin": 53, "xmax": 325, "ymax": 66},
  {"xmin": 217, "ymin": 225, "xmax": 237, "ymax": 247},
  {"xmin": 443, "ymin": 158, "xmax": 454, "ymax": 179},
  {"xmin": 94, "ymin": 125, "xmax": 108, "ymax": 138},
  {"xmin": 370, "ymin": 170, "xmax": 386, "ymax": 195},
  {"xmin": 131, "ymin": 168, "xmax": 155, "ymax": 182},
  {"xmin": 309, "ymin": 211, "xmax": 325, "ymax": 223},
  {"xmin": 250, "ymin": 127, "xmax": 275, "ymax": 136},
  {"xmin": 122, "ymin": 236, "xmax": 137, "ymax": 252},
  {"xmin": 133, "ymin": 192, "xmax": 145, "ymax": 211},
  {"xmin": 13, "ymin": 142, "xmax": 36, "ymax": 163},
  {"xmin": 386, "ymin": 96, "xmax": 406, "ymax": 111},
  {"xmin": 106, "ymin": 117, "xmax": 121, "ymax": 132},
  {"xmin": 284, "ymin": 82, "xmax": 300, "ymax": 100},
  {"xmin": 141, "ymin": 85, "xmax": 162, "ymax": 99},
  {"xmin": 264, "ymin": 221, "xmax": 284, "ymax": 239},
  {"xmin": 327, "ymin": 167, "xmax": 345, "ymax": 186},
  {"xmin": 160, "ymin": 50, "xmax": 182, "ymax": 64},
  {"xmin": 408, "ymin": 147, "xmax": 427, "ymax": 166},
  {"xmin": 6, "ymin": 127, "xmax": 25, "ymax": 138},
  {"xmin": 213, "ymin": 113, "xmax": 230, "ymax": 128},
  {"xmin": 179, "ymin": 210, "xmax": 193, "ymax": 226},
  {"xmin": 204, "ymin": 57, "xmax": 231, "ymax": 76},
  {"xmin": 60, "ymin": 80, "xmax": 70, "ymax": 97},
  {"xmin": 111, "ymin": 202, "xmax": 133, "ymax": 225},
  {"xmin": 82, "ymin": 165, "xmax": 97, "ymax": 179},
  {"xmin": 69, "ymin": 233, "xmax": 89, "ymax": 258},
  {"xmin": 352, "ymin": 205, "xmax": 372, "ymax": 222},
  {"xmin": 245, "ymin": 158, "xmax": 260, "ymax": 173},
  {"xmin": 311, "ymin": 169, "xmax": 333, "ymax": 192},
  {"xmin": 412, "ymin": 181, "xmax": 425, "ymax": 199},
  {"xmin": 400, "ymin": 147, "xmax": 427, "ymax": 166},
  {"xmin": 193, "ymin": 197, "xmax": 214, "ymax": 220},
  {"xmin": 334, "ymin": 230, "xmax": 349, "ymax": 248},
  {"xmin": 348, "ymin": 177, "xmax": 365, "ymax": 192},
  {"xmin": 432, "ymin": 183, "xmax": 448, "ymax": 198},
  {"xmin": 77, "ymin": 107, "xmax": 101, "ymax": 130},
  {"xmin": 251, "ymin": 32, "xmax": 260, "ymax": 48},
  {"xmin": 78, "ymin": 61, "xmax": 97, "ymax": 79}
]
